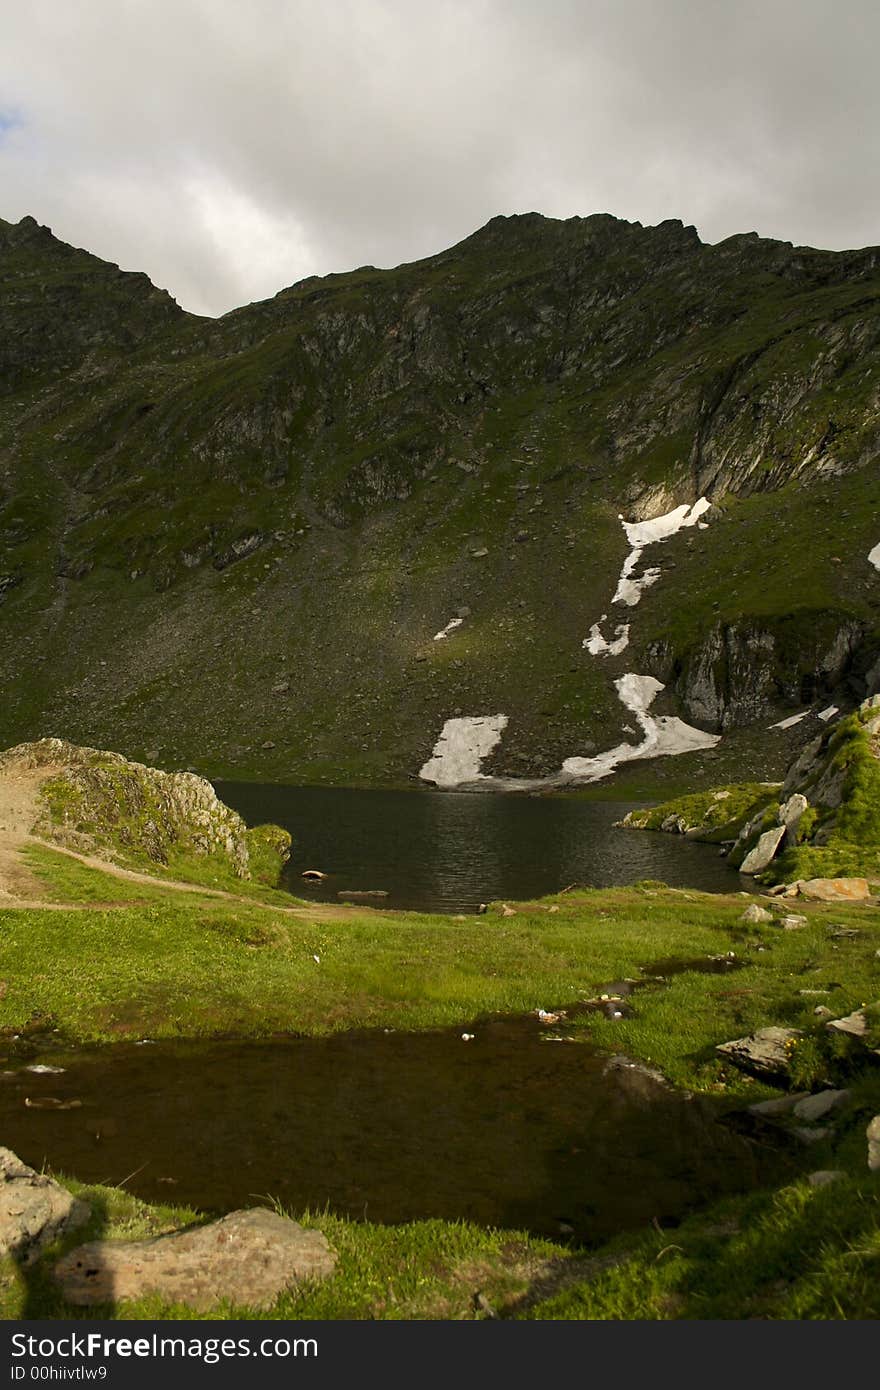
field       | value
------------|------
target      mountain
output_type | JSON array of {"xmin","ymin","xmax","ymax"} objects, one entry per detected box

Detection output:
[{"xmin": 0, "ymin": 210, "xmax": 878, "ymax": 791}]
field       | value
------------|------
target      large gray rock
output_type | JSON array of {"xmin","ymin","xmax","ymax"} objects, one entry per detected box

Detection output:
[
  {"xmin": 808, "ymin": 1170, "xmax": 846, "ymax": 1187},
  {"xmin": 748, "ymin": 1092, "xmax": 810, "ymax": 1117},
  {"xmin": 0, "ymin": 1147, "xmax": 89, "ymax": 1265},
  {"xmin": 826, "ymin": 1008, "xmax": 869, "ymax": 1038},
  {"xmin": 54, "ymin": 1207, "xmax": 336, "ymax": 1310},
  {"xmin": 716, "ymin": 1026, "xmax": 803, "ymax": 1079},
  {"xmin": 740, "ymin": 903, "xmax": 772, "ymax": 924},
  {"xmin": 2, "ymin": 737, "xmax": 274, "ymax": 879},
  {"xmin": 740, "ymin": 825, "xmax": 786, "ymax": 875},
  {"xmin": 778, "ymin": 793, "xmax": 809, "ymax": 839},
  {"xmin": 792, "ymin": 1089, "xmax": 850, "ymax": 1123}
]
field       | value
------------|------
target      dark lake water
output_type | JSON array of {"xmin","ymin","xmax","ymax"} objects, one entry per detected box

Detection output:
[
  {"xmin": 0, "ymin": 1020, "xmax": 793, "ymax": 1242},
  {"xmin": 215, "ymin": 783, "xmax": 744, "ymax": 913}
]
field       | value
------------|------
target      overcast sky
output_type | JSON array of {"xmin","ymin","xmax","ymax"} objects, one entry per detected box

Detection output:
[{"xmin": 1, "ymin": 1, "xmax": 877, "ymax": 317}]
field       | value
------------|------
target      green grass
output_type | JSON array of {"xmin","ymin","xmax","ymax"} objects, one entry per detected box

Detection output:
[
  {"xmin": 3, "ymin": 849, "xmax": 878, "ymax": 1097},
  {"xmin": 3, "ymin": 1149, "xmax": 880, "ymax": 1319},
  {"xmin": 777, "ymin": 710, "xmax": 880, "ymax": 883},
  {"xmin": 521, "ymin": 1172, "xmax": 880, "ymax": 1320},
  {"xmin": 621, "ymin": 782, "xmax": 777, "ymax": 839}
]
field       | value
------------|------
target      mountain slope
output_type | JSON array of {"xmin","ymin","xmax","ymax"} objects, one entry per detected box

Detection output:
[{"xmin": 0, "ymin": 210, "xmax": 878, "ymax": 789}]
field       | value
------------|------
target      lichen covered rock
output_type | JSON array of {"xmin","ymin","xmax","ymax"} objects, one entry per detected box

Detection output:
[{"xmin": 53, "ymin": 1207, "xmax": 336, "ymax": 1310}]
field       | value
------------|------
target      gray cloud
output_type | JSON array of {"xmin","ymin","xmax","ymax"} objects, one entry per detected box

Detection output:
[{"xmin": 1, "ymin": 0, "xmax": 877, "ymax": 315}]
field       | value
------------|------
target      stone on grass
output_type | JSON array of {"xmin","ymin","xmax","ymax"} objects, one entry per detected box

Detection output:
[
  {"xmin": 748, "ymin": 1092, "xmax": 810, "ymax": 1117},
  {"xmin": 826, "ymin": 1009, "xmax": 869, "ymax": 1038},
  {"xmin": 54, "ymin": 1208, "xmax": 336, "ymax": 1311},
  {"xmin": 792, "ymin": 1089, "xmax": 850, "ymax": 1123},
  {"xmin": 807, "ymin": 1170, "xmax": 846, "ymax": 1187},
  {"xmin": 0, "ymin": 1148, "xmax": 89, "ymax": 1266},
  {"xmin": 793, "ymin": 1126, "xmax": 831, "ymax": 1144},
  {"xmin": 797, "ymin": 878, "xmax": 870, "ymax": 902},
  {"xmin": 867, "ymin": 1116, "xmax": 880, "ymax": 1172},
  {"xmin": 716, "ymin": 1026, "xmax": 802, "ymax": 1079},
  {"xmin": 740, "ymin": 826, "xmax": 786, "ymax": 875},
  {"xmin": 740, "ymin": 903, "xmax": 773, "ymax": 924},
  {"xmin": 780, "ymin": 915, "xmax": 807, "ymax": 931}
]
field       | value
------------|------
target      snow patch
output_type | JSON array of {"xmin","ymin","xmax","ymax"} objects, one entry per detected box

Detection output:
[
  {"xmin": 433, "ymin": 618, "xmax": 463, "ymax": 641},
  {"xmin": 419, "ymin": 715, "xmax": 508, "ymax": 787},
  {"xmin": 612, "ymin": 498, "xmax": 711, "ymax": 608},
  {"xmin": 561, "ymin": 672, "xmax": 720, "ymax": 784},
  {"xmin": 769, "ymin": 711, "xmax": 810, "ymax": 730},
  {"xmin": 869, "ymin": 542, "xmax": 880, "ymax": 571},
  {"xmin": 584, "ymin": 616, "xmax": 630, "ymax": 656},
  {"xmin": 817, "ymin": 705, "xmax": 839, "ymax": 722},
  {"xmin": 620, "ymin": 497, "xmax": 712, "ymax": 550}
]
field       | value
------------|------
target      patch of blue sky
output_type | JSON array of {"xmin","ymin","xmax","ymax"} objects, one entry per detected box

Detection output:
[{"xmin": 0, "ymin": 108, "xmax": 24, "ymax": 140}]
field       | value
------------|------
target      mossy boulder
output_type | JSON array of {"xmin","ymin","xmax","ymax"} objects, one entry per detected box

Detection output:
[{"xmin": 1, "ymin": 737, "xmax": 290, "ymax": 883}]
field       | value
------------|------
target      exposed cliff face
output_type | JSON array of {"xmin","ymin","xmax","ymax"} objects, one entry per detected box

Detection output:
[
  {"xmin": 0, "ymin": 211, "xmax": 878, "ymax": 787},
  {"xmin": 648, "ymin": 616, "xmax": 869, "ymax": 730}
]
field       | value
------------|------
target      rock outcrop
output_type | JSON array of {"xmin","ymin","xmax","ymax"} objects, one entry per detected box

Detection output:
[
  {"xmin": 623, "ymin": 695, "xmax": 880, "ymax": 886},
  {"xmin": 0, "ymin": 738, "xmax": 290, "ymax": 881}
]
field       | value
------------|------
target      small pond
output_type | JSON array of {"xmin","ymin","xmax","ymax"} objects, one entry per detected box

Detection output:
[{"xmin": 0, "ymin": 1019, "xmax": 792, "ymax": 1244}]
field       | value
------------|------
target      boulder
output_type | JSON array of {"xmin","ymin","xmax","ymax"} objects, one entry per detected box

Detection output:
[
  {"xmin": 748, "ymin": 1092, "xmax": 810, "ymax": 1117},
  {"xmin": 792, "ymin": 1089, "xmax": 850, "ymax": 1123},
  {"xmin": 737, "ymin": 807, "xmax": 773, "ymax": 844},
  {"xmin": 797, "ymin": 878, "xmax": 870, "ymax": 902},
  {"xmin": 54, "ymin": 1208, "xmax": 336, "ymax": 1310},
  {"xmin": 793, "ymin": 1126, "xmax": 831, "ymax": 1145},
  {"xmin": 716, "ymin": 1026, "xmax": 803, "ymax": 1079},
  {"xmin": 2, "ymin": 737, "xmax": 272, "ymax": 880},
  {"xmin": 740, "ymin": 903, "xmax": 772, "ymax": 924},
  {"xmin": 780, "ymin": 914, "xmax": 807, "ymax": 930},
  {"xmin": 826, "ymin": 1008, "xmax": 869, "ymax": 1038},
  {"xmin": 740, "ymin": 826, "xmax": 786, "ymax": 874},
  {"xmin": 778, "ymin": 793, "xmax": 809, "ymax": 838},
  {"xmin": 0, "ymin": 1147, "xmax": 89, "ymax": 1266}
]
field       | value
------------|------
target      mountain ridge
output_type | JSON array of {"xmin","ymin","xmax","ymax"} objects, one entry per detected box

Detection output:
[{"xmin": 0, "ymin": 208, "xmax": 878, "ymax": 790}]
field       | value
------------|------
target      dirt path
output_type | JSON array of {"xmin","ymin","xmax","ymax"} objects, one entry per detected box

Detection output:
[
  {"xmin": 16, "ymin": 839, "xmax": 363, "ymax": 919},
  {"xmin": 0, "ymin": 765, "xmax": 362, "ymax": 920},
  {"xmin": 0, "ymin": 765, "xmax": 54, "ymax": 903}
]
